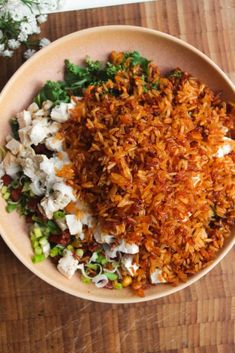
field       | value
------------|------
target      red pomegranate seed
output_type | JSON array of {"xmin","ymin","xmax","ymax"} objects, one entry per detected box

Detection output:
[{"xmin": 11, "ymin": 186, "xmax": 22, "ymax": 202}]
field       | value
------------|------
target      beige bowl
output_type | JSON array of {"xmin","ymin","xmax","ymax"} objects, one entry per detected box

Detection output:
[{"xmin": 0, "ymin": 26, "xmax": 234, "ymax": 303}]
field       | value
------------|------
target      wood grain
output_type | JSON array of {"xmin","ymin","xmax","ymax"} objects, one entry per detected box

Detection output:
[{"xmin": 0, "ymin": 1, "xmax": 234, "ymax": 352}]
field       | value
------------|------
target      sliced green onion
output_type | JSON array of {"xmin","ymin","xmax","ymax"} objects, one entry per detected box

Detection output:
[
  {"xmin": 6, "ymin": 202, "xmax": 17, "ymax": 213},
  {"xmin": 50, "ymin": 247, "xmax": 60, "ymax": 257},
  {"xmin": 86, "ymin": 263, "xmax": 98, "ymax": 270},
  {"xmin": 81, "ymin": 276, "xmax": 91, "ymax": 284},
  {"xmin": 67, "ymin": 245, "xmax": 73, "ymax": 251},
  {"xmin": 3, "ymin": 192, "xmax": 10, "ymax": 200},
  {"xmin": 34, "ymin": 247, "xmax": 43, "ymax": 255},
  {"xmin": 1, "ymin": 186, "xmax": 8, "ymax": 194},
  {"xmin": 39, "ymin": 237, "xmax": 48, "ymax": 246},
  {"xmin": 76, "ymin": 249, "xmax": 84, "ymax": 257},
  {"xmin": 32, "ymin": 240, "xmax": 39, "ymax": 249},
  {"xmin": 113, "ymin": 282, "xmax": 123, "ymax": 289},
  {"xmin": 104, "ymin": 272, "xmax": 118, "ymax": 281},
  {"xmin": 32, "ymin": 254, "xmax": 45, "ymax": 263},
  {"xmin": 34, "ymin": 227, "xmax": 42, "ymax": 238},
  {"xmin": 11, "ymin": 180, "xmax": 19, "ymax": 189},
  {"xmin": 53, "ymin": 210, "xmax": 65, "ymax": 220},
  {"xmin": 22, "ymin": 182, "xmax": 30, "ymax": 192}
]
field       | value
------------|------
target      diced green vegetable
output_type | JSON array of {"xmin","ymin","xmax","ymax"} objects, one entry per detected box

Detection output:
[
  {"xmin": 32, "ymin": 254, "xmax": 45, "ymax": 263},
  {"xmin": 66, "ymin": 244, "xmax": 73, "ymax": 251},
  {"xmin": 39, "ymin": 237, "xmax": 48, "ymax": 246},
  {"xmin": 86, "ymin": 263, "xmax": 98, "ymax": 270}
]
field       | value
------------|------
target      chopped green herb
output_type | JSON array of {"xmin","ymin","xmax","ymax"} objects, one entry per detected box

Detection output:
[
  {"xmin": 104, "ymin": 272, "xmax": 118, "ymax": 281},
  {"xmin": 34, "ymin": 80, "xmax": 70, "ymax": 107}
]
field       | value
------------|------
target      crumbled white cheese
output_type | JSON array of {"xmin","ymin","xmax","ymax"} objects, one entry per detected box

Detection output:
[
  {"xmin": 65, "ymin": 214, "xmax": 83, "ymax": 235},
  {"xmin": 50, "ymin": 102, "xmax": 71, "ymax": 122},
  {"xmin": 53, "ymin": 182, "xmax": 76, "ymax": 201},
  {"xmin": 105, "ymin": 239, "xmax": 139, "ymax": 258},
  {"xmin": 18, "ymin": 126, "xmax": 31, "ymax": 145},
  {"xmin": 150, "ymin": 268, "xmax": 166, "ymax": 284},
  {"xmin": 5, "ymin": 138, "xmax": 22, "ymax": 155},
  {"xmin": 94, "ymin": 225, "xmax": 115, "ymax": 244},
  {"xmin": 30, "ymin": 178, "xmax": 45, "ymax": 196},
  {"xmin": 40, "ymin": 191, "xmax": 73, "ymax": 219},
  {"xmin": 29, "ymin": 121, "xmax": 50, "ymax": 145},
  {"xmin": 57, "ymin": 250, "xmax": 79, "ymax": 279},
  {"xmin": 27, "ymin": 102, "xmax": 39, "ymax": 115},
  {"xmin": 45, "ymin": 136, "xmax": 63, "ymax": 152},
  {"xmin": 41, "ymin": 242, "xmax": 50, "ymax": 257},
  {"xmin": 17, "ymin": 110, "xmax": 32, "ymax": 129},
  {"xmin": 3, "ymin": 152, "xmax": 20, "ymax": 178},
  {"xmin": 121, "ymin": 254, "xmax": 139, "ymax": 276}
]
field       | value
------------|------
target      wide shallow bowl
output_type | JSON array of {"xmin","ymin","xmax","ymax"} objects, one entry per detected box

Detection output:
[{"xmin": 0, "ymin": 26, "xmax": 234, "ymax": 303}]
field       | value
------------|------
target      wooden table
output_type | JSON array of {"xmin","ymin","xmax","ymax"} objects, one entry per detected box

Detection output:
[{"xmin": 0, "ymin": 1, "xmax": 234, "ymax": 352}]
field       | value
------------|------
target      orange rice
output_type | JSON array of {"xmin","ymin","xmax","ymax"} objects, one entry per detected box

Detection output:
[{"xmin": 61, "ymin": 51, "xmax": 235, "ymax": 292}]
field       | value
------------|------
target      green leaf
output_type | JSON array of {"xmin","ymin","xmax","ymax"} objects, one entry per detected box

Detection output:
[
  {"xmin": 124, "ymin": 51, "xmax": 150, "ymax": 73},
  {"xmin": 34, "ymin": 80, "xmax": 70, "ymax": 107}
]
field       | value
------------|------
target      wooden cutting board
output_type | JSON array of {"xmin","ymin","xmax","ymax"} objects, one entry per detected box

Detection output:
[{"xmin": 0, "ymin": 1, "xmax": 234, "ymax": 352}]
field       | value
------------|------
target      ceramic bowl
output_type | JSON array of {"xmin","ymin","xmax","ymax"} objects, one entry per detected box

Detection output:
[{"xmin": 0, "ymin": 26, "xmax": 234, "ymax": 303}]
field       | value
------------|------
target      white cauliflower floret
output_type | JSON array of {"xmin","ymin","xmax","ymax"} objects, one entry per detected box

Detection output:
[
  {"xmin": 150, "ymin": 268, "xmax": 166, "ymax": 284},
  {"xmin": 3, "ymin": 152, "xmax": 20, "ymax": 178},
  {"xmin": 45, "ymin": 136, "xmax": 63, "ymax": 152},
  {"xmin": 50, "ymin": 102, "xmax": 72, "ymax": 122},
  {"xmin": 57, "ymin": 249, "xmax": 79, "ymax": 279},
  {"xmin": 121, "ymin": 254, "xmax": 139, "ymax": 276},
  {"xmin": 5, "ymin": 138, "xmax": 22, "ymax": 155},
  {"xmin": 17, "ymin": 110, "xmax": 32, "ymax": 128},
  {"xmin": 65, "ymin": 214, "xmax": 83, "ymax": 236}
]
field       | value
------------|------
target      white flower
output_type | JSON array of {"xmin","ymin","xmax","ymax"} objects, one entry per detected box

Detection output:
[
  {"xmin": 8, "ymin": 39, "xmax": 20, "ymax": 50},
  {"xmin": 37, "ymin": 14, "xmax": 48, "ymax": 24},
  {"xmin": 24, "ymin": 48, "xmax": 36, "ymax": 60},
  {"xmin": 18, "ymin": 31, "xmax": 28, "ymax": 42},
  {"xmin": 0, "ymin": 30, "xmax": 3, "ymax": 40},
  {"xmin": 39, "ymin": 37, "xmax": 51, "ymax": 48},
  {"xmin": 2, "ymin": 49, "xmax": 13, "ymax": 58},
  {"xmin": 0, "ymin": 43, "xmax": 5, "ymax": 52},
  {"xmin": 20, "ymin": 22, "xmax": 34, "ymax": 35}
]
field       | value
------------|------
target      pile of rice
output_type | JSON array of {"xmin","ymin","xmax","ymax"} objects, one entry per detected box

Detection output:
[{"xmin": 61, "ymin": 51, "xmax": 235, "ymax": 292}]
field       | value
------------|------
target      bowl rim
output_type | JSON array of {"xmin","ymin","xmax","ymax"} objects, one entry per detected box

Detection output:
[{"xmin": 0, "ymin": 25, "xmax": 234, "ymax": 304}]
